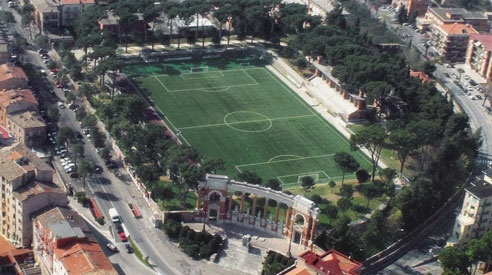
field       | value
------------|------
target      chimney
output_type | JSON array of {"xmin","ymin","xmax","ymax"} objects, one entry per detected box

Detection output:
[
  {"xmin": 317, "ymin": 56, "xmax": 321, "ymax": 64},
  {"xmin": 359, "ymin": 90, "xmax": 364, "ymax": 97}
]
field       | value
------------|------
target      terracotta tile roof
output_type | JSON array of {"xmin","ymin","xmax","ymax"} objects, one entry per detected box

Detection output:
[
  {"xmin": 410, "ymin": 70, "xmax": 432, "ymax": 83},
  {"xmin": 470, "ymin": 34, "xmax": 492, "ymax": 52},
  {"xmin": 34, "ymin": 207, "xmax": 95, "ymax": 243},
  {"xmin": 284, "ymin": 267, "xmax": 313, "ymax": 275},
  {"xmin": 55, "ymin": 242, "xmax": 117, "ymax": 275},
  {"xmin": 0, "ymin": 64, "xmax": 28, "ymax": 83},
  {"xmin": 0, "ymin": 143, "xmax": 53, "ymax": 182},
  {"xmin": 12, "ymin": 181, "xmax": 64, "ymax": 201},
  {"xmin": 299, "ymin": 249, "xmax": 363, "ymax": 275},
  {"xmin": 8, "ymin": 110, "xmax": 45, "ymax": 129},
  {"xmin": 0, "ymin": 89, "xmax": 38, "ymax": 109},
  {"xmin": 0, "ymin": 125, "xmax": 10, "ymax": 139},
  {"xmin": 60, "ymin": 0, "xmax": 94, "ymax": 4},
  {"xmin": 439, "ymin": 22, "xmax": 478, "ymax": 35}
]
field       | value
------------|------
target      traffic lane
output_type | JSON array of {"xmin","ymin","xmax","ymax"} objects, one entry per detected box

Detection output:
[{"xmin": 88, "ymin": 173, "xmax": 179, "ymax": 275}]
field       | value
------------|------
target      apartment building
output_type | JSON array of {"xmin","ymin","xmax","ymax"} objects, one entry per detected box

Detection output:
[
  {"xmin": 59, "ymin": 0, "xmax": 94, "ymax": 27},
  {"xmin": 0, "ymin": 143, "xmax": 67, "ymax": 247},
  {"xmin": 407, "ymin": 0, "xmax": 433, "ymax": 17},
  {"xmin": 33, "ymin": 207, "xmax": 117, "ymax": 275},
  {"xmin": 449, "ymin": 171, "xmax": 492, "ymax": 246},
  {"xmin": 425, "ymin": 7, "xmax": 488, "ymax": 32},
  {"xmin": 429, "ymin": 22, "xmax": 477, "ymax": 62},
  {"xmin": 0, "ymin": 64, "xmax": 28, "ymax": 91},
  {"xmin": 0, "ymin": 89, "xmax": 45, "ymax": 148},
  {"xmin": 0, "ymin": 235, "xmax": 40, "ymax": 275},
  {"xmin": 465, "ymin": 33, "xmax": 492, "ymax": 81}
]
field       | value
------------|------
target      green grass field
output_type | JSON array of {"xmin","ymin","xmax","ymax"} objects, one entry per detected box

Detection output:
[{"xmin": 124, "ymin": 58, "xmax": 372, "ymax": 188}]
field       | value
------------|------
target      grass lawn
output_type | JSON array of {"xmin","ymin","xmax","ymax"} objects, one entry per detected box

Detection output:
[
  {"xmin": 288, "ymin": 182, "xmax": 388, "ymax": 223},
  {"xmin": 156, "ymin": 181, "xmax": 197, "ymax": 211},
  {"xmin": 124, "ymin": 58, "xmax": 372, "ymax": 189}
]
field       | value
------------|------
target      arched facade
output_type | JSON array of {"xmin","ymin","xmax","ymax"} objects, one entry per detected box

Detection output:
[{"xmin": 195, "ymin": 174, "xmax": 320, "ymax": 249}]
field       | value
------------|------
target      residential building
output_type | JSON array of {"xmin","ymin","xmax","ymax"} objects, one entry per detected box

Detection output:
[
  {"xmin": 30, "ymin": 0, "xmax": 60, "ymax": 34},
  {"xmin": 279, "ymin": 249, "xmax": 363, "ymax": 275},
  {"xmin": 6, "ymin": 111, "xmax": 45, "ymax": 148},
  {"xmin": 407, "ymin": 0, "xmax": 433, "ymax": 17},
  {"xmin": 0, "ymin": 89, "xmax": 38, "ymax": 126},
  {"xmin": 466, "ymin": 34, "xmax": 492, "ymax": 81},
  {"xmin": 98, "ymin": 11, "xmax": 146, "ymax": 33},
  {"xmin": 33, "ymin": 207, "xmax": 117, "ymax": 275},
  {"xmin": 0, "ymin": 39, "xmax": 9, "ymax": 64},
  {"xmin": 59, "ymin": 0, "xmax": 95, "ymax": 27},
  {"xmin": 425, "ymin": 8, "xmax": 488, "ymax": 32},
  {"xmin": 0, "ymin": 64, "xmax": 28, "ymax": 91},
  {"xmin": 0, "ymin": 143, "xmax": 67, "ymax": 247},
  {"xmin": 449, "ymin": 171, "xmax": 492, "ymax": 246},
  {"xmin": 0, "ymin": 89, "xmax": 45, "ymax": 148},
  {"xmin": 429, "ymin": 22, "xmax": 478, "ymax": 62},
  {"xmin": 0, "ymin": 235, "xmax": 40, "ymax": 275}
]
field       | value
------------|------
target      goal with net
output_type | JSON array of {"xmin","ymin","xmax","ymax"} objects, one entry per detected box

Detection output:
[
  {"xmin": 190, "ymin": 66, "xmax": 209, "ymax": 73},
  {"xmin": 240, "ymin": 62, "xmax": 250, "ymax": 66},
  {"xmin": 297, "ymin": 174, "xmax": 319, "ymax": 183}
]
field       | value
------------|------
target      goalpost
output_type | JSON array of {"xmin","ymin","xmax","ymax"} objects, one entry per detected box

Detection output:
[
  {"xmin": 240, "ymin": 62, "xmax": 250, "ymax": 66},
  {"xmin": 297, "ymin": 173, "xmax": 319, "ymax": 183},
  {"xmin": 190, "ymin": 66, "xmax": 209, "ymax": 73}
]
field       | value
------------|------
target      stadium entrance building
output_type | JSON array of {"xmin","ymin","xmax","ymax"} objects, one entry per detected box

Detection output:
[{"xmin": 195, "ymin": 174, "xmax": 320, "ymax": 249}]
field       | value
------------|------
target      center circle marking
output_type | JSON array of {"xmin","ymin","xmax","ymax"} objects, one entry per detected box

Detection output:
[{"xmin": 223, "ymin": 111, "xmax": 272, "ymax": 133}]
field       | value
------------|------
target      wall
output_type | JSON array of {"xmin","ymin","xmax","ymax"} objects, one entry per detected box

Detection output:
[{"xmin": 21, "ymin": 191, "xmax": 68, "ymax": 247}]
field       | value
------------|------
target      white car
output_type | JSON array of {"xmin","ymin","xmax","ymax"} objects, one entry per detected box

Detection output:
[
  {"xmin": 61, "ymin": 159, "xmax": 72, "ymax": 166},
  {"xmin": 63, "ymin": 163, "xmax": 75, "ymax": 170},
  {"xmin": 56, "ymin": 149, "xmax": 67, "ymax": 155}
]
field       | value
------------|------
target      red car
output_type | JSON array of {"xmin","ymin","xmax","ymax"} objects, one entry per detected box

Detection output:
[
  {"xmin": 56, "ymin": 83, "xmax": 61, "ymax": 88},
  {"xmin": 119, "ymin": 232, "xmax": 127, "ymax": 242}
]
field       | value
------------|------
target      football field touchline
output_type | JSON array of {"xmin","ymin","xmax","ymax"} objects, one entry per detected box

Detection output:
[
  {"xmin": 237, "ymin": 153, "xmax": 335, "ymax": 167},
  {"xmin": 241, "ymin": 69, "xmax": 259, "ymax": 85},
  {"xmin": 153, "ymin": 76, "xmax": 171, "ymax": 93},
  {"xmin": 177, "ymin": 114, "xmax": 315, "ymax": 130},
  {"xmin": 165, "ymin": 83, "xmax": 258, "ymax": 92}
]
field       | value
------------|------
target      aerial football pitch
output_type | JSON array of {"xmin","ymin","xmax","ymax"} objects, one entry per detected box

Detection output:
[{"xmin": 124, "ymin": 58, "xmax": 371, "ymax": 188}]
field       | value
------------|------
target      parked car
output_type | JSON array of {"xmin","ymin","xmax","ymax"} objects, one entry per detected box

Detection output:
[
  {"xmin": 119, "ymin": 232, "xmax": 127, "ymax": 242},
  {"xmin": 107, "ymin": 243, "xmax": 118, "ymax": 253},
  {"xmin": 94, "ymin": 165, "xmax": 103, "ymax": 173},
  {"xmin": 70, "ymin": 172, "xmax": 78, "ymax": 178},
  {"xmin": 125, "ymin": 243, "xmax": 134, "ymax": 253},
  {"xmin": 116, "ymin": 224, "xmax": 124, "ymax": 234}
]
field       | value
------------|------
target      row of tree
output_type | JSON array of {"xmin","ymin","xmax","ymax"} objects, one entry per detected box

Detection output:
[{"xmin": 439, "ymin": 232, "xmax": 492, "ymax": 274}]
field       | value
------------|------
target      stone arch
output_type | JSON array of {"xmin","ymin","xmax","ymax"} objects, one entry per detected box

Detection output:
[
  {"xmin": 208, "ymin": 190, "xmax": 223, "ymax": 203},
  {"xmin": 295, "ymin": 213, "xmax": 305, "ymax": 226}
]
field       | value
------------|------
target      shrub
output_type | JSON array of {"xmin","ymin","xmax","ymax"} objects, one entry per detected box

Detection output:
[
  {"xmin": 352, "ymin": 204, "xmax": 370, "ymax": 214},
  {"xmin": 163, "ymin": 219, "xmax": 182, "ymax": 239},
  {"xmin": 199, "ymin": 245, "xmax": 213, "ymax": 259},
  {"xmin": 311, "ymin": 194, "xmax": 322, "ymax": 204},
  {"xmin": 184, "ymin": 244, "xmax": 200, "ymax": 258},
  {"xmin": 329, "ymin": 181, "xmax": 336, "ymax": 188},
  {"xmin": 294, "ymin": 57, "xmax": 308, "ymax": 69}
]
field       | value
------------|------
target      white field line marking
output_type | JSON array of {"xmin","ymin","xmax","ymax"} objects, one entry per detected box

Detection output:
[
  {"xmin": 241, "ymin": 69, "xmax": 259, "ymax": 85},
  {"xmin": 155, "ymin": 67, "xmax": 264, "ymax": 78},
  {"xmin": 236, "ymin": 153, "xmax": 335, "ymax": 168},
  {"xmin": 153, "ymin": 76, "xmax": 170, "ymax": 93},
  {"xmin": 277, "ymin": 171, "xmax": 328, "ymax": 180},
  {"xmin": 177, "ymin": 114, "xmax": 315, "ymax": 130},
  {"xmin": 267, "ymin": 155, "xmax": 303, "ymax": 163},
  {"xmin": 262, "ymin": 67, "xmax": 371, "ymax": 165},
  {"xmin": 179, "ymin": 71, "xmax": 224, "ymax": 80},
  {"xmin": 166, "ymin": 83, "xmax": 258, "ymax": 93}
]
